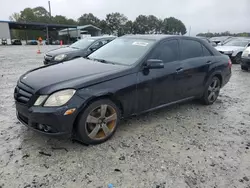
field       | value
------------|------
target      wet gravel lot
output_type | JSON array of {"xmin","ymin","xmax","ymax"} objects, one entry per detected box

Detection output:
[{"xmin": 0, "ymin": 45, "xmax": 250, "ymax": 188}]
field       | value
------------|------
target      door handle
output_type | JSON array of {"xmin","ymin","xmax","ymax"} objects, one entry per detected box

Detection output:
[
  {"xmin": 206, "ymin": 61, "xmax": 212, "ymax": 64},
  {"xmin": 176, "ymin": 67, "xmax": 183, "ymax": 74}
]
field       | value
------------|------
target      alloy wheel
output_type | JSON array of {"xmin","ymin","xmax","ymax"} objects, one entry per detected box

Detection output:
[
  {"xmin": 85, "ymin": 104, "xmax": 117, "ymax": 140},
  {"xmin": 207, "ymin": 79, "xmax": 220, "ymax": 103}
]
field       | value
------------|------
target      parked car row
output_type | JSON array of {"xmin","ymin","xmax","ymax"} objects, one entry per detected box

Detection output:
[
  {"xmin": 215, "ymin": 38, "xmax": 250, "ymax": 64},
  {"xmin": 44, "ymin": 36, "xmax": 116, "ymax": 65},
  {"xmin": 14, "ymin": 34, "xmax": 232, "ymax": 145}
]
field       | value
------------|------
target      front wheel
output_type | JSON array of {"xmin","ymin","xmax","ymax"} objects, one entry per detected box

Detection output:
[
  {"xmin": 234, "ymin": 53, "xmax": 243, "ymax": 64},
  {"xmin": 241, "ymin": 65, "xmax": 248, "ymax": 71},
  {"xmin": 201, "ymin": 77, "xmax": 221, "ymax": 105},
  {"xmin": 76, "ymin": 99, "xmax": 121, "ymax": 145}
]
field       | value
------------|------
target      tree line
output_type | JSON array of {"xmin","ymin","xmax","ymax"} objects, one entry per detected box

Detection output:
[
  {"xmin": 9, "ymin": 6, "xmax": 187, "ymax": 39},
  {"xmin": 197, "ymin": 31, "xmax": 250, "ymax": 38}
]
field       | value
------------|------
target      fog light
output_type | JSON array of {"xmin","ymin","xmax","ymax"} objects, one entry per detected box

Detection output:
[
  {"xmin": 64, "ymin": 108, "xmax": 76, "ymax": 115},
  {"xmin": 38, "ymin": 124, "xmax": 44, "ymax": 130},
  {"xmin": 43, "ymin": 125, "xmax": 51, "ymax": 132}
]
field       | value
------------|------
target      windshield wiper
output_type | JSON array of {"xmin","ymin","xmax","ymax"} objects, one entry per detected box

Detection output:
[{"xmin": 90, "ymin": 58, "xmax": 115, "ymax": 65}]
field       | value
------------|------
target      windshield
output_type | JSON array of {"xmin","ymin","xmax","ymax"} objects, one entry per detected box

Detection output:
[
  {"xmin": 88, "ymin": 38, "xmax": 155, "ymax": 65},
  {"xmin": 70, "ymin": 38, "xmax": 96, "ymax": 49},
  {"xmin": 223, "ymin": 40, "xmax": 249, "ymax": 47}
]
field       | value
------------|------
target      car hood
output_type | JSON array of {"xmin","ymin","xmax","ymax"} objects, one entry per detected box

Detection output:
[
  {"xmin": 46, "ymin": 47, "xmax": 82, "ymax": 56},
  {"xmin": 215, "ymin": 46, "xmax": 245, "ymax": 52},
  {"xmin": 19, "ymin": 58, "xmax": 130, "ymax": 94}
]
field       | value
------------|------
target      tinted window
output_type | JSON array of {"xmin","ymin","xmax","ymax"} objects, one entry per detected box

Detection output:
[
  {"xmin": 70, "ymin": 38, "xmax": 96, "ymax": 49},
  {"xmin": 91, "ymin": 40, "xmax": 104, "ymax": 48},
  {"xmin": 181, "ymin": 39, "xmax": 203, "ymax": 59},
  {"xmin": 150, "ymin": 40, "xmax": 179, "ymax": 63},
  {"xmin": 88, "ymin": 38, "xmax": 155, "ymax": 65},
  {"xmin": 202, "ymin": 45, "xmax": 212, "ymax": 56}
]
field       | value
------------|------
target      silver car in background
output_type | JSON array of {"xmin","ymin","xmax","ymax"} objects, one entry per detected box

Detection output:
[{"xmin": 215, "ymin": 38, "xmax": 250, "ymax": 64}]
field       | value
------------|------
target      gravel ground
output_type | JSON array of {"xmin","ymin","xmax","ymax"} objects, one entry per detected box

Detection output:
[{"xmin": 0, "ymin": 45, "xmax": 250, "ymax": 188}]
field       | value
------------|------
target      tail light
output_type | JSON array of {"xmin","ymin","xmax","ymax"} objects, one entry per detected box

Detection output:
[{"xmin": 228, "ymin": 59, "xmax": 232, "ymax": 68}]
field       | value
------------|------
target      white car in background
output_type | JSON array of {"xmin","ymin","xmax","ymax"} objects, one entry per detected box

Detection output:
[
  {"xmin": 215, "ymin": 39, "xmax": 250, "ymax": 64},
  {"xmin": 241, "ymin": 47, "xmax": 250, "ymax": 71}
]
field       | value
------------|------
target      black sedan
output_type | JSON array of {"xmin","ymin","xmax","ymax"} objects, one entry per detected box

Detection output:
[
  {"xmin": 14, "ymin": 35, "xmax": 232, "ymax": 145},
  {"xmin": 43, "ymin": 36, "xmax": 116, "ymax": 65},
  {"xmin": 12, "ymin": 39, "xmax": 22, "ymax": 45}
]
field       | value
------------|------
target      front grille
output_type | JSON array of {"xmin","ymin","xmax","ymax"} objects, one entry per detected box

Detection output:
[
  {"xmin": 14, "ymin": 82, "xmax": 34, "ymax": 105},
  {"xmin": 44, "ymin": 54, "xmax": 53, "ymax": 61}
]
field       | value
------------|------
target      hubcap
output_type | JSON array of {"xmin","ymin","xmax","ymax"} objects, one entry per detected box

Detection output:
[
  {"xmin": 85, "ymin": 104, "xmax": 117, "ymax": 140},
  {"xmin": 207, "ymin": 79, "xmax": 220, "ymax": 103}
]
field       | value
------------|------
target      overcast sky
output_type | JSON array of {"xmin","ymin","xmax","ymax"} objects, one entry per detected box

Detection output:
[{"xmin": 1, "ymin": 0, "xmax": 249, "ymax": 35}]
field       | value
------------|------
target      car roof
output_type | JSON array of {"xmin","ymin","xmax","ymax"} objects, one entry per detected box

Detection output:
[
  {"xmin": 120, "ymin": 34, "xmax": 199, "ymax": 41},
  {"xmin": 88, "ymin": 36, "xmax": 116, "ymax": 40}
]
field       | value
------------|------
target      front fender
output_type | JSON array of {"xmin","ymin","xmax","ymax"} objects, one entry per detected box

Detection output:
[{"xmin": 232, "ymin": 49, "xmax": 243, "ymax": 57}]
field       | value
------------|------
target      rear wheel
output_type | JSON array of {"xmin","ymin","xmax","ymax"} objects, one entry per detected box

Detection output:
[
  {"xmin": 234, "ymin": 53, "xmax": 243, "ymax": 64},
  {"xmin": 201, "ymin": 77, "xmax": 221, "ymax": 105},
  {"xmin": 241, "ymin": 65, "xmax": 248, "ymax": 71},
  {"xmin": 76, "ymin": 99, "xmax": 121, "ymax": 145}
]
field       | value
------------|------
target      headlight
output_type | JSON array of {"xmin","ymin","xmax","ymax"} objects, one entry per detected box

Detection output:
[
  {"xmin": 242, "ymin": 50, "xmax": 250, "ymax": 57},
  {"xmin": 44, "ymin": 89, "xmax": 76, "ymax": 107},
  {"xmin": 54, "ymin": 54, "xmax": 67, "ymax": 61},
  {"xmin": 34, "ymin": 95, "xmax": 48, "ymax": 106},
  {"xmin": 224, "ymin": 51, "xmax": 233, "ymax": 55}
]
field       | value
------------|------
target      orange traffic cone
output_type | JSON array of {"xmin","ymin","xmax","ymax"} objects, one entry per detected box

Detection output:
[{"xmin": 37, "ymin": 42, "xmax": 41, "ymax": 54}]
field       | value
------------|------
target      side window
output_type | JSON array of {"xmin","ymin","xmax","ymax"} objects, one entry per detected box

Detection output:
[
  {"xmin": 150, "ymin": 40, "xmax": 179, "ymax": 63},
  {"xmin": 91, "ymin": 41, "xmax": 104, "ymax": 49},
  {"xmin": 202, "ymin": 45, "xmax": 212, "ymax": 56},
  {"xmin": 101, "ymin": 40, "xmax": 109, "ymax": 45},
  {"xmin": 181, "ymin": 39, "xmax": 203, "ymax": 59}
]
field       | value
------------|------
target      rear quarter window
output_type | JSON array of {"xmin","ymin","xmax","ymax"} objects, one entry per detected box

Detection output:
[
  {"xmin": 181, "ymin": 39, "xmax": 203, "ymax": 59},
  {"xmin": 202, "ymin": 45, "xmax": 213, "ymax": 56}
]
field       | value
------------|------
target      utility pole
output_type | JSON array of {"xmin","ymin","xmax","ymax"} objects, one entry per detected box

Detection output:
[
  {"xmin": 189, "ymin": 26, "xmax": 191, "ymax": 36},
  {"xmin": 47, "ymin": 1, "xmax": 51, "ymax": 45},
  {"xmin": 48, "ymin": 1, "xmax": 52, "ymax": 18}
]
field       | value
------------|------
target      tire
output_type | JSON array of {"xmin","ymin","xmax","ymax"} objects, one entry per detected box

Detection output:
[
  {"xmin": 234, "ymin": 53, "xmax": 243, "ymax": 64},
  {"xmin": 76, "ymin": 99, "xmax": 121, "ymax": 145},
  {"xmin": 201, "ymin": 76, "xmax": 221, "ymax": 105},
  {"xmin": 241, "ymin": 65, "xmax": 248, "ymax": 71}
]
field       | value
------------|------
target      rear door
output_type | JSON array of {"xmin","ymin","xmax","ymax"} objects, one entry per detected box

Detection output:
[{"xmin": 176, "ymin": 39, "xmax": 214, "ymax": 98}]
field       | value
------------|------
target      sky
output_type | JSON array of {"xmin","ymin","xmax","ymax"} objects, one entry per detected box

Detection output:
[{"xmin": 0, "ymin": 0, "xmax": 249, "ymax": 35}]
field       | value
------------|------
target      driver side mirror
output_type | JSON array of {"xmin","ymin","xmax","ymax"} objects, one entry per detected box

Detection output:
[{"xmin": 144, "ymin": 59, "xmax": 164, "ymax": 69}]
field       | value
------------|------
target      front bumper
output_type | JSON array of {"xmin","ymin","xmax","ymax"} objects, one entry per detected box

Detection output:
[
  {"xmin": 15, "ymin": 94, "xmax": 86, "ymax": 137},
  {"xmin": 241, "ymin": 58, "xmax": 250, "ymax": 67}
]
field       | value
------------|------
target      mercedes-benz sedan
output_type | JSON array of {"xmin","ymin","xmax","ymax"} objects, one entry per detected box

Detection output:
[{"xmin": 15, "ymin": 35, "xmax": 232, "ymax": 145}]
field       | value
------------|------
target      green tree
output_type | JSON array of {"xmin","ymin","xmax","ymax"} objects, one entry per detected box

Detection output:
[
  {"xmin": 133, "ymin": 15, "xmax": 149, "ymax": 34},
  {"xmin": 53, "ymin": 15, "xmax": 69, "ymax": 24},
  {"xmin": 162, "ymin": 17, "xmax": 186, "ymax": 35},
  {"xmin": 78, "ymin": 13, "xmax": 100, "ymax": 26},
  {"xmin": 123, "ymin": 20, "xmax": 134, "ymax": 34},
  {"xmin": 105, "ymin": 12, "xmax": 128, "ymax": 35},
  {"xmin": 19, "ymin": 8, "xmax": 36, "ymax": 22},
  {"xmin": 9, "ymin": 12, "xmax": 20, "ymax": 21},
  {"xmin": 147, "ymin": 15, "xmax": 160, "ymax": 34},
  {"xmin": 99, "ymin": 20, "xmax": 110, "ymax": 34}
]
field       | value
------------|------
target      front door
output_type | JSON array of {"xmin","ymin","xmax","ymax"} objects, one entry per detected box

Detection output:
[{"xmin": 136, "ymin": 39, "xmax": 181, "ymax": 111}]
